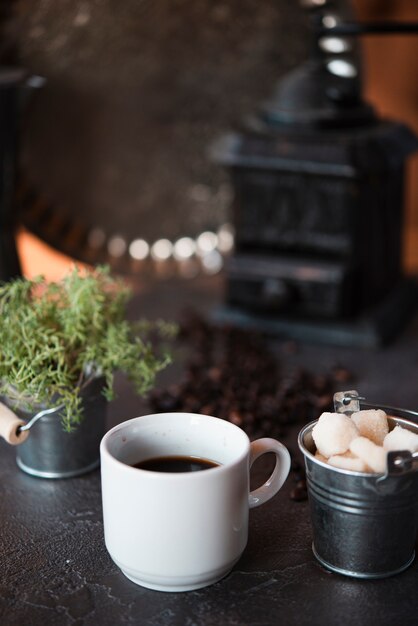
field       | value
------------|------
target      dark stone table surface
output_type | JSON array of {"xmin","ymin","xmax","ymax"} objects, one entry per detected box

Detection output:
[{"xmin": 1, "ymin": 275, "xmax": 418, "ymax": 626}]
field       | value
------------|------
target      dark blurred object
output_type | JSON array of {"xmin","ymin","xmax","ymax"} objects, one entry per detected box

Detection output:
[
  {"xmin": 214, "ymin": 0, "xmax": 418, "ymax": 347},
  {"xmin": 0, "ymin": 2, "xmax": 45, "ymax": 282},
  {"xmin": 0, "ymin": 68, "xmax": 23, "ymax": 281},
  {"xmin": 0, "ymin": 67, "xmax": 44, "ymax": 281}
]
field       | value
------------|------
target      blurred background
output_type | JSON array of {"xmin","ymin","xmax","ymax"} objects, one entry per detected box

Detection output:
[
  {"xmin": 1, "ymin": 0, "xmax": 417, "ymax": 282},
  {"xmin": 6, "ymin": 0, "xmax": 307, "ymax": 278}
]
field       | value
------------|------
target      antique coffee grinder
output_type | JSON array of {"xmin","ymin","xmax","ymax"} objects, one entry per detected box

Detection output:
[{"xmin": 213, "ymin": 0, "xmax": 418, "ymax": 347}]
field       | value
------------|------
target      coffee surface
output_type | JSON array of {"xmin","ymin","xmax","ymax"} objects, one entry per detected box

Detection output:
[{"xmin": 132, "ymin": 455, "xmax": 220, "ymax": 473}]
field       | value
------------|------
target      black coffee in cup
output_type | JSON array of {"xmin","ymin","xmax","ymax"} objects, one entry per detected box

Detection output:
[{"xmin": 132, "ymin": 455, "xmax": 220, "ymax": 473}]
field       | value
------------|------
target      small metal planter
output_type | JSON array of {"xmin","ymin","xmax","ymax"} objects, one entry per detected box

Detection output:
[
  {"xmin": 298, "ymin": 391, "xmax": 418, "ymax": 579},
  {"xmin": 0, "ymin": 377, "xmax": 106, "ymax": 479}
]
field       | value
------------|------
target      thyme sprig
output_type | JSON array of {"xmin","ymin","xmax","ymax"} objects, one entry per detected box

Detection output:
[{"xmin": 0, "ymin": 266, "xmax": 175, "ymax": 431}]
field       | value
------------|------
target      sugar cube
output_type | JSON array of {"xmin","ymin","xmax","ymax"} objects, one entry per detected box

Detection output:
[
  {"xmin": 351, "ymin": 409, "xmax": 389, "ymax": 446},
  {"xmin": 383, "ymin": 425, "xmax": 418, "ymax": 453},
  {"xmin": 315, "ymin": 451, "xmax": 328, "ymax": 463},
  {"xmin": 327, "ymin": 452, "xmax": 369, "ymax": 473},
  {"xmin": 349, "ymin": 437, "xmax": 387, "ymax": 474},
  {"xmin": 312, "ymin": 412, "xmax": 359, "ymax": 458}
]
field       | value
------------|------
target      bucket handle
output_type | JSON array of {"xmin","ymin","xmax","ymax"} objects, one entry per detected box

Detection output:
[
  {"xmin": 334, "ymin": 390, "xmax": 418, "ymax": 422},
  {"xmin": 334, "ymin": 390, "xmax": 418, "ymax": 478},
  {"xmin": 0, "ymin": 402, "xmax": 30, "ymax": 445},
  {"xmin": 384, "ymin": 450, "xmax": 418, "ymax": 476},
  {"xmin": 0, "ymin": 401, "xmax": 63, "ymax": 445}
]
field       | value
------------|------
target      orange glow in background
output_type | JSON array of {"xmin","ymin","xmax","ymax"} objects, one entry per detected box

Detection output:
[{"xmin": 17, "ymin": 228, "xmax": 87, "ymax": 281}]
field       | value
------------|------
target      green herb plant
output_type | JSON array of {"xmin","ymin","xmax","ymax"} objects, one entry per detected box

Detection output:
[{"xmin": 0, "ymin": 266, "xmax": 176, "ymax": 431}]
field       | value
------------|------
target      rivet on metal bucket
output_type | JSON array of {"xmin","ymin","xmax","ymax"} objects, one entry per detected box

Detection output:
[
  {"xmin": 333, "ymin": 390, "xmax": 362, "ymax": 415},
  {"xmin": 298, "ymin": 391, "xmax": 418, "ymax": 579}
]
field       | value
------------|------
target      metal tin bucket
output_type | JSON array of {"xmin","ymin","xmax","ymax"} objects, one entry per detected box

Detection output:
[
  {"xmin": 298, "ymin": 409, "xmax": 418, "ymax": 579},
  {"xmin": 10, "ymin": 377, "xmax": 106, "ymax": 479}
]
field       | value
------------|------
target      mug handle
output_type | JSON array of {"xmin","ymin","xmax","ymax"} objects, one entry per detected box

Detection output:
[{"xmin": 248, "ymin": 438, "xmax": 291, "ymax": 509}]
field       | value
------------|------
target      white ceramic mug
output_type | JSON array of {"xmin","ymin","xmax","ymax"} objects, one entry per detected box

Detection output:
[{"xmin": 100, "ymin": 412, "xmax": 291, "ymax": 592}]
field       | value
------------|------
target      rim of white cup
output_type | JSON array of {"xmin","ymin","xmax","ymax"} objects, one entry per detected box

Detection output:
[{"xmin": 100, "ymin": 412, "xmax": 250, "ymax": 478}]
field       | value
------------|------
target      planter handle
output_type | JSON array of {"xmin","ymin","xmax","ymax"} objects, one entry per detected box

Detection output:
[{"xmin": 0, "ymin": 402, "xmax": 29, "ymax": 445}]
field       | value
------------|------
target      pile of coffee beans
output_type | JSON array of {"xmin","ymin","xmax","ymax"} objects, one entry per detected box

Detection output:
[{"xmin": 149, "ymin": 309, "xmax": 354, "ymax": 501}]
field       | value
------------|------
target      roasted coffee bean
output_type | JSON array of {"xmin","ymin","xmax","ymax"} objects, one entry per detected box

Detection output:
[
  {"xmin": 261, "ymin": 419, "xmax": 273, "ymax": 432},
  {"xmin": 292, "ymin": 471, "xmax": 306, "ymax": 483},
  {"xmin": 229, "ymin": 410, "xmax": 244, "ymax": 426},
  {"xmin": 332, "ymin": 365, "xmax": 354, "ymax": 384},
  {"xmin": 150, "ymin": 390, "xmax": 180, "ymax": 412},
  {"xmin": 290, "ymin": 486, "xmax": 308, "ymax": 502},
  {"xmin": 291, "ymin": 458, "xmax": 302, "ymax": 472},
  {"xmin": 314, "ymin": 394, "xmax": 333, "ymax": 411},
  {"xmin": 311, "ymin": 375, "xmax": 331, "ymax": 394},
  {"xmin": 149, "ymin": 310, "xmax": 350, "ymax": 442},
  {"xmin": 200, "ymin": 404, "xmax": 216, "ymax": 416},
  {"xmin": 182, "ymin": 398, "xmax": 202, "ymax": 413}
]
